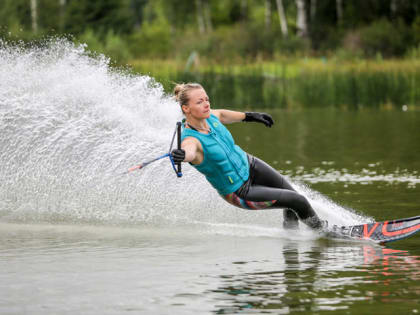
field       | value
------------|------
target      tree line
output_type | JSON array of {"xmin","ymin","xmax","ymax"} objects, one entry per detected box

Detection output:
[{"xmin": 1, "ymin": 0, "xmax": 420, "ymax": 61}]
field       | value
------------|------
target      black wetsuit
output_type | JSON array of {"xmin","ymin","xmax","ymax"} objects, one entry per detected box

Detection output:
[{"xmin": 235, "ymin": 155, "xmax": 322, "ymax": 229}]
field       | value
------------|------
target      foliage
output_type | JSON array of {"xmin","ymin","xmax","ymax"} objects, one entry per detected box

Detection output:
[
  {"xmin": 1, "ymin": 0, "xmax": 420, "ymax": 62},
  {"xmin": 78, "ymin": 29, "xmax": 105, "ymax": 54},
  {"xmin": 128, "ymin": 20, "xmax": 172, "ymax": 58},
  {"xmin": 63, "ymin": 0, "xmax": 134, "ymax": 37},
  {"xmin": 359, "ymin": 18, "xmax": 413, "ymax": 57},
  {"xmin": 104, "ymin": 30, "xmax": 132, "ymax": 62}
]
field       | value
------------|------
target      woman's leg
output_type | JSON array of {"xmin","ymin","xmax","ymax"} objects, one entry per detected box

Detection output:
[
  {"xmin": 249, "ymin": 156, "xmax": 299, "ymax": 228},
  {"xmin": 244, "ymin": 185, "xmax": 323, "ymax": 228},
  {"xmin": 244, "ymin": 156, "xmax": 322, "ymax": 229}
]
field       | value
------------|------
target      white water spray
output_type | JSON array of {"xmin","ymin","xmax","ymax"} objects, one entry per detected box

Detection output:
[{"xmin": 0, "ymin": 38, "xmax": 365, "ymax": 234}]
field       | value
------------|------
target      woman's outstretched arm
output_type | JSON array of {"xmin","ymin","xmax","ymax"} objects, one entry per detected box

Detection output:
[
  {"xmin": 211, "ymin": 109, "xmax": 245, "ymax": 124},
  {"xmin": 211, "ymin": 109, "xmax": 274, "ymax": 127}
]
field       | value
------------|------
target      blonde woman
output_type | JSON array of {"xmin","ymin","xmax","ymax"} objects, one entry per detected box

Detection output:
[{"xmin": 171, "ymin": 83, "xmax": 325, "ymax": 230}]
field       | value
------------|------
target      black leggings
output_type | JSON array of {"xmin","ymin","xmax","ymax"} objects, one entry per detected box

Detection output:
[{"xmin": 234, "ymin": 155, "xmax": 321, "ymax": 229}]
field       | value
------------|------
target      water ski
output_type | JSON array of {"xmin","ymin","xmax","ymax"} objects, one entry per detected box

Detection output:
[{"xmin": 323, "ymin": 215, "xmax": 420, "ymax": 244}]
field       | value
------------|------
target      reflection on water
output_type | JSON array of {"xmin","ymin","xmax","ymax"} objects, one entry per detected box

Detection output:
[
  {"xmin": 210, "ymin": 241, "xmax": 420, "ymax": 314},
  {"xmin": 1, "ymin": 223, "xmax": 420, "ymax": 314}
]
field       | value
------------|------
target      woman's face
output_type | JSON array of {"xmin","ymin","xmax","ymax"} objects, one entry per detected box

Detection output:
[{"xmin": 183, "ymin": 88, "xmax": 211, "ymax": 120}]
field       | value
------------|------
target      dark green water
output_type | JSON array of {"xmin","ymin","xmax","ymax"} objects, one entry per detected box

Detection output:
[
  {"xmin": 220, "ymin": 108, "xmax": 420, "ymax": 314},
  {"xmin": 1, "ymin": 108, "xmax": 419, "ymax": 314}
]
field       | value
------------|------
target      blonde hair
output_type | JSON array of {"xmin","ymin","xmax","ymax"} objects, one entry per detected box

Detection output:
[{"xmin": 173, "ymin": 83, "xmax": 203, "ymax": 109}]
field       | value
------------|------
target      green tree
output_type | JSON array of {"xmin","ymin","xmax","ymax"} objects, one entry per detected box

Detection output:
[
  {"xmin": 63, "ymin": 0, "xmax": 135, "ymax": 37},
  {"xmin": 0, "ymin": 0, "xmax": 31, "ymax": 34}
]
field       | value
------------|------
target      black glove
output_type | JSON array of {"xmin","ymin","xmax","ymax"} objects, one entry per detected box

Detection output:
[
  {"xmin": 171, "ymin": 149, "xmax": 185, "ymax": 163},
  {"xmin": 243, "ymin": 112, "xmax": 274, "ymax": 127}
]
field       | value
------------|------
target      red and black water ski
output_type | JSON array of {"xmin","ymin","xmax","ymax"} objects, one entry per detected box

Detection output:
[{"xmin": 325, "ymin": 215, "xmax": 420, "ymax": 244}]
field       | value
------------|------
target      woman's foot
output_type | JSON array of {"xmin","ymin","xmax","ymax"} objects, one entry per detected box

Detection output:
[
  {"xmin": 304, "ymin": 216, "xmax": 328, "ymax": 231},
  {"xmin": 283, "ymin": 209, "xmax": 299, "ymax": 229}
]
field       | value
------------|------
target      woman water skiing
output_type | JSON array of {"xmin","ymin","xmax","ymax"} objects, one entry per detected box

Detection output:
[{"xmin": 171, "ymin": 83, "xmax": 325, "ymax": 230}]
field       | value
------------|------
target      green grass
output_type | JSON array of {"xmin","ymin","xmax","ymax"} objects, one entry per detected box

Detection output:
[{"xmin": 127, "ymin": 58, "xmax": 420, "ymax": 109}]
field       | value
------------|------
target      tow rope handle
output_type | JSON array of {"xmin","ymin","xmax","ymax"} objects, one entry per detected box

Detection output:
[
  {"xmin": 176, "ymin": 122, "xmax": 182, "ymax": 177},
  {"xmin": 168, "ymin": 121, "xmax": 183, "ymax": 178}
]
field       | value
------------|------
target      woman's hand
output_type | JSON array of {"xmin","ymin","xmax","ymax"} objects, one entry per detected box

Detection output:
[
  {"xmin": 171, "ymin": 149, "xmax": 185, "ymax": 163},
  {"xmin": 243, "ymin": 112, "xmax": 274, "ymax": 127},
  {"xmin": 173, "ymin": 137, "xmax": 203, "ymax": 164}
]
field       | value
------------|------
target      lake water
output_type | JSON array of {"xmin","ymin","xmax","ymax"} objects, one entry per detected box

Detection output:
[{"xmin": 1, "ymin": 40, "xmax": 420, "ymax": 314}]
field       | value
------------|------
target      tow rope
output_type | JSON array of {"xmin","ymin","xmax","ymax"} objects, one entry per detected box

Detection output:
[{"xmin": 123, "ymin": 122, "xmax": 182, "ymax": 177}]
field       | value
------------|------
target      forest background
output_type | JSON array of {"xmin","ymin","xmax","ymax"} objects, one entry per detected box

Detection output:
[{"xmin": 2, "ymin": 0, "xmax": 420, "ymax": 108}]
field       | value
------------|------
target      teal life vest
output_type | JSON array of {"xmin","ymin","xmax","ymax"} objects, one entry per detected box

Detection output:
[{"xmin": 181, "ymin": 114, "xmax": 249, "ymax": 195}]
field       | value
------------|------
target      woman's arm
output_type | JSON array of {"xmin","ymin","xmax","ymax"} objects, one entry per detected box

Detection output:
[
  {"xmin": 212, "ymin": 109, "xmax": 274, "ymax": 127},
  {"xmin": 181, "ymin": 137, "xmax": 203, "ymax": 164},
  {"xmin": 211, "ymin": 109, "xmax": 246, "ymax": 124}
]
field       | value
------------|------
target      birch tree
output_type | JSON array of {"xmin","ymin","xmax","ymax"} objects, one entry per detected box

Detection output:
[
  {"xmin": 59, "ymin": 0, "xmax": 66, "ymax": 31},
  {"xmin": 203, "ymin": 0, "xmax": 212, "ymax": 32},
  {"xmin": 265, "ymin": 0, "xmax": 272, "ymax": 30},
  {"xmin": 295, "ymin": 0, "xmax": 308, "ymax": 38},
  {"xmin": 195, "ymin": 0, "xmax": 205, "ymax": 34},
  {"xmin": 391, "ymin": 0, "xmax": 398, "ymax": 18},
  {"xmin": 30, "ymin": 0, "xmax": 38, "ymax": 32},
  {"xmin": 276, "ymin": 0, "xmax": 288, "ymax": 37},
  {"xmin": 336, "ymin": 0, "xmax": 343, "ymax": 25},
  {"xmin": 310, "ymin": 0, "xmax": 316, "ymax": 22},
  {"xmin": 195, "ymin": 0, "xmax": 212, "ymax": 34},
  {"xmin": 241, "ymin": 0, "xmax": 248, "ymax": 20}
]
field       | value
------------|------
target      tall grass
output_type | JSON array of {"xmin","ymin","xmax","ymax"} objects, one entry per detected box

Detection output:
[{"xmin": 130, "ymin": 58, "xmax": 420, "ymax": 109}]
